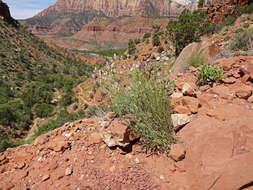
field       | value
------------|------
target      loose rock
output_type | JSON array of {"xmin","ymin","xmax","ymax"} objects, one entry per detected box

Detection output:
[{"xmin": 171, "ymin": 114, "xmax": 190, "ymax": 132}]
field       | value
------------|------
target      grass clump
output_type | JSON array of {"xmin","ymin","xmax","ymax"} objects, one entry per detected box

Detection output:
[
  {"xmin": 158, "ymin": 46, "xmax": 164, "ymax": 53},
  {"xmin": 197, "ymin": 64, "xmax": 223, "ymax": 85},
  {"xmin": 187, "ymin": 52, "xmax": 206, "ymax": 68},
  {"xmin": 143, "ymin": 32, "xmax": 151, "ymax": 39},
  {"xmin": 230, "ymin": 27, "xmax": 253, "ymax": 51},
  {"xmin": 109, "ymin": 70, "xmax": 175, "ymax": 153}
]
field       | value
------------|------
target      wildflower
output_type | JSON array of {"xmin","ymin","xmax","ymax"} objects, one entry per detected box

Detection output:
[
  {"xmin": 104, "ymin": 71, "xmax": 108, "ymax": 75},
  {"xmin": 113, "ymin": 53, "xmax": 117, "ymax": 60},
  {"xmin": 122, "ymin": 64, "xmax": 126, "ymax": 69},
  {"xmin": 104, "ymin": 77, "xmax": 108, "ymax": 81},
  {"xmin": 111, "ymin": 62, "xmax": 115, "ymax": 67},
  {"xmin": 135, "ymin": 61, "xmax": 141, "ymax": 68},
  {"xmin": 113, "ymin": 81, "xmax": 119, "ymax": 86},
  {"xmin": 91, "ymin": 73, "xmax": 96, "ymax": 78},
  {"xmin": 113, "ymin": 69, "xmax": 116, "ymax": 73}
]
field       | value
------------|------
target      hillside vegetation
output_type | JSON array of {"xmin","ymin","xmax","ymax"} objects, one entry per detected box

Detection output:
[{"xmin": 0, "ymin": 17, "xmax": 94, "ymax": 151}]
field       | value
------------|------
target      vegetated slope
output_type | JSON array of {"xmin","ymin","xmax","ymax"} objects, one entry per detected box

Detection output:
[{"xmin": 0, "ymin": 16, "xmax": 94, "ymax": 151}]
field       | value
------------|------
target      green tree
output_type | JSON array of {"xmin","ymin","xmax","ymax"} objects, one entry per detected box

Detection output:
[{"xmin": 167, "ymin": 10, "xmax": 214, "ymax": 56}]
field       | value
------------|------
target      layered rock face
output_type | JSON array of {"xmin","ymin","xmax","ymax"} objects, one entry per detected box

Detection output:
[
  {"xmin": 36, "ymin": 0, "xmax": 190, "ymax": 18},
  {"xmin": 22, "ymin": 0, "xmax": 189, "ymax": 37}
]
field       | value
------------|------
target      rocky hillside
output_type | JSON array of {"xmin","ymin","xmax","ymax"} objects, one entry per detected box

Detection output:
[
  {"xmin": 1, "ymin": 14, "xmax": 253, "ymax": 188},
  {"xmin": 1, "ymin": 2, "xmax": 253, "ymax": 189},
  {"xmin": 22, "ymin": 0, "xmax": 189, "ymax": 36},
  {"xmin": 204, "ymin": 0, "xmax": 252, "ymax": 23}
]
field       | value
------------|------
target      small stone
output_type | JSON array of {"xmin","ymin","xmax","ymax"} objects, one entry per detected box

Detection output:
[
  {"xmin": 170, "ymin": 144, "xmax": 186, "ymax": 162},
  {"xmin": 248, "ymin": 95, "xmax": 253, "ymax": 103},
  {"xmin": 236, "ymin": 90, "xmax": 252, "ymax": 99},
  {"xmin": 109, "ymin": 165, "xmax": 116, "ymax": 172},
  {"xmin": 160, "ymin": 175, "xmax": 165, "ymax": 180},
  {"xmin": 41, "ymin": 174, "xmax": 50, "ymax": 182},
  {"xmin": 135, "ymin": 158, "xmax": 140, "ymax": 164},
  {"xmin": 171, "ymin": 114, "xmax": 190, "ymax": 132},
  {"xmin": 171, "ymin": 92, "xmax": 183, "ymax": 99},
  {"xmin": 65, "ymin": 167, "xmax": 73, "ymax": 176},
  {"xmin": 182, "ymin": 83, "xmax": 195, "ymax": 97},
  {"xmin": 182, "ymin": 96, "xmax": 200, "ymax": 113},
  {"xmin": 174, "ymin": 105, "xmax": 191, "ymax": 115},
  {"xmin": 222, "ymin": 77, "xmax": 236, "ymax": 84}
]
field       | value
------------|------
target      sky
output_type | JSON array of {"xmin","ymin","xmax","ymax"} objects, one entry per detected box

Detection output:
[{"xmin": 4, "ymin": 0, "xmax": 56, "ymax": 19}]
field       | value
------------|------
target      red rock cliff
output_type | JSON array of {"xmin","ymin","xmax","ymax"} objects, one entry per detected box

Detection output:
[{"xmin": 35, "ymin": 0, "xmax": 189, "ymax": 18}]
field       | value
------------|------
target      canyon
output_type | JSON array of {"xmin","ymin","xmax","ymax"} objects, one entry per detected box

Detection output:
[{"xmin": 22, "ymin": 0, "xmax": 191, "ymax": 50}]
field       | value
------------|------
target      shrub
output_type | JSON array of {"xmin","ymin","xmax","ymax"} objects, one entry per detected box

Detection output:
[
  {"xmin": 152, "ymin": 34, "xmax": 160, "ymax": 47},
  {"xmin": 35, "ymin": 103, "xmax": 54, "ymax": 118},
  {"xmin": 167, "ymin": 10, "xmax": 214, "ymax": 56},
  {"xmin": 73, "ymin": 104, "xmax": 78, "ymax": 110},
  {"xmin": 34, "ymin": 120, "xmax": 58, "ymax": 138},
  {"xmin": 157, "ymin": 46, "xmax": 164, "ymax": 53},
  {"xmin": 60, "ymin": 91, "xmax": 74, "ymax": 106},
  {"xmin": 237, "ymin": 3, "xmax": 253, "ymax": 16},
  {"xmin": 197, "ymin": 64, "xmax": 223, "ymax": 85},
  {"xmin": 230, "ymin": 27, "xmax": 253, "ymax": 51},
  {"xmin": 187, "ymin": 52, "xmax": 206, "ymax": 68},
  {"xmin": 128, "ymin": 39, "xmax": 136, "ymax": 55},
  {"xmin": 134, "ymin": 38, "xmax": 141, "ymax": 44},
  {"xmin": 143, "ymin": 32, "xmax": 151, "ymax": 39},
  {"xmin": 110, "ymin": 70, "xmax": 175, "ymax": 153}
]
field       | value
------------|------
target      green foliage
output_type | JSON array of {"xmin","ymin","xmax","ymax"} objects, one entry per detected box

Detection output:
[
  {"xmin": 73, "ymin": 104, "xmax": 78, "ymax": 110},
  {"xmin": 143, "ymin": 32, "xmax": 151, "ymax": 39},
  {"xmin": 134, "ymin": 38, "xmax": 141, "ymax": 44},
  {"xmin": 0, "ymin": 18, "xmax": 94, "ymax": 151},
  {"xmin": 187, "ymin": 52, "xmax": 206, "ymax": 68},
  {"xmin": 0, "ymin": 99, "xmax": 31, "ymax": 130},
  {"xmin": 60, "ymin": 91, "xmax": 74, "ymax": 106},
  {"xmin": 230, "ymin": 27, "xmax": 253, "ymax": 51},
  {"xmin": 167, "ymin": 10, "xmax": 214, "ymax": 56},
  {"xmin": 152, "ymin": 33, "xmax": 160, "ymax": 47},
  {"xmin": 34, "ymin": 120, "xmax": 59, "ymax": 138},
  {"xmin": 157, "ymin": 46, "xmax": 164, "ymax": 53},
  {"xmin": 214, "ymin": 15, "xmax": 236, "ymax": 33},
  {"xmin": 110, "ymin": 70, "xmax": 175, "ymax": 153},
  {"xmin": 76, "ymin": 48, "xmax": 126, "ymax": 57},
  {"xmin": 237, "ymin": 3, "xmax": 253, "ymax": 16},
  {"xmin": 197, "ymin": 64, "xmax": 223, "ymax": 85},
  {"xmin": 128, "ymin": 39, "xmax": 136, "ymax": 55},
  {"xmin": 35, "ymin": 103, "xmax": 54, "ymax": 118}
]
